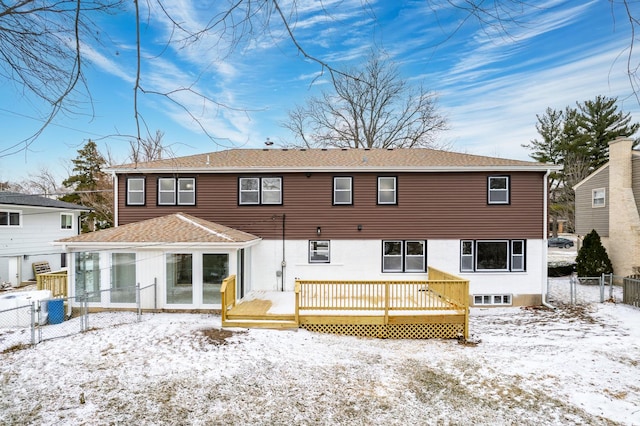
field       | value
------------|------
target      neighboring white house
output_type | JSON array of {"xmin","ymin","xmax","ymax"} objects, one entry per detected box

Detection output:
[{"xmin": 0, "ymin": 192, "xmax": 89, "ymax": 286}]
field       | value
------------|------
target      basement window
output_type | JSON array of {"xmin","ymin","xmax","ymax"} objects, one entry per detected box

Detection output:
[{"xmin": 473, "ymin": 294, "xmax": 512, "ymax": 306}]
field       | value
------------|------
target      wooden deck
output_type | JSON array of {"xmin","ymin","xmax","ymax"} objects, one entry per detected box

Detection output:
[{"xmin": 222, "ymin": 267, "xmax": 470, "ymax": 339}]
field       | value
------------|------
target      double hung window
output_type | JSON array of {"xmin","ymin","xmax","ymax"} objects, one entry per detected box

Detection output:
[
  {"xmin": 488, "ymin": 176, "xmax": 509, "ymax": 204},
  {"xmin": 333, "ymin": 177, "xmax": 353, "ymax": 205},
  {"xmin": 127, "ymin": 178, "xmax": 145, "ymax": 205},
  {"xmin": 382, "ymin": 240, "xmax": 426, "ymax": 272},
  {"xmin": 158, "ymin": 177, "xmax": 195, "ymax": 206},
  {"xmin": 239, "ymin": 177, "xmax": 282, "ymax": 205},
  {"xmin": 377, "ymin": 177, "xmax": 397, "ymax": 205},
  {"xmin": 592, "ymin": 188, "xmax": 605, "ymax": 207}
]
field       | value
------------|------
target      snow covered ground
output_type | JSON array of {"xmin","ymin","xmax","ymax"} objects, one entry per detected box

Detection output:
[{"xmin": 1, "ymin": 277, "xmax": 639, "ymax": 425}]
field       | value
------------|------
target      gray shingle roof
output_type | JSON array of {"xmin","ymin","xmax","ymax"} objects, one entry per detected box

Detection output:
[{"xmin": 0, "ymin": 192, "xmax": 89, "ymax": 210}]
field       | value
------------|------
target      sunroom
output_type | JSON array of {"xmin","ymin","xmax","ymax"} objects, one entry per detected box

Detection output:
[{"xmin": 53, "ymin": 213, "xmax": 260, "ymax": 311}]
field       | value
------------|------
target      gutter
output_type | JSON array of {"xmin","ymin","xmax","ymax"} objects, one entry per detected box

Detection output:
[{"xmin": 541, "ymin": 168, "xmax": 557, "ymax": 310}]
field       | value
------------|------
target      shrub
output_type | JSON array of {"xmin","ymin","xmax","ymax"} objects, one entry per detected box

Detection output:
[{"xmin": 575, "ymin": 229, "xmax": 613, "ymax": 277}]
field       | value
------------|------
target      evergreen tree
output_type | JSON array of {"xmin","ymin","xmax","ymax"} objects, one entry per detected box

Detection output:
[
  {"xmin": 61, "ymin": 140, "xmax": 113, "ymax": 232},
  {"xmin": 575, "ymin": 229, "xmax": 613, "ymax": 277},
  {"xmin": 574, "ymin": 95, "xmax": 640, "ymax": 170}
]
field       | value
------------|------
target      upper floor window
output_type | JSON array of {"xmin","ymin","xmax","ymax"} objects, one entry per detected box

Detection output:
[
  {"xmin": 158, "ymin": 177, "xmax": 195, "ymax": 206},
  {"xmin": 239, "ymin": 177, "xmax": 282, "ymax": 205},
  {"xmin": 460, "ymin": 239, "xmax": 525, "ymax": 272},
  {"xmin": 592, "ymin": 188, "xmax": 605, "ymax": 208},
  {"xmin": 382, "ymin": 240, "xmax": 426, "ymax": 272},
  {"xmin": 127, "ymin": 177, "xmax": 145, "ymax": 205},
  {"xmin": 488, "ymin": 176, "xmax": 509, "ymax": 204},
  {"xmin": 378, "ymin": 176, "xmax": 397, "ymax": 205},
  {"xmin": 61, "ymin": 213, "xmax": 73, "ymax": 230},
  {"xmin": 333, "ymin": 177, "xmax": 353, "ymax": 205},
  {"xmin": 0, "ymin": 210, "xmax": 20, "ymax": 227},
  {"xmin": 309, "ymin": 240, "xmax": 330, "ymax": 263}
]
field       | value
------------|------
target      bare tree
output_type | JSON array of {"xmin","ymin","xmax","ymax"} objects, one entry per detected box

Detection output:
[
  {"xmin": 128, "ymin": 130, "xmax": 171, "ymax": 164},
  {"xmin": 284, "ymin": 54, "xmax": 448, "ymax": 149},
  {"xmin": 2, "ymin": 1, "xmax": 639, "ymax": 157},
  {"xmin": 21, "ymin": 167, "xmax": 65, "ymax": 197}
]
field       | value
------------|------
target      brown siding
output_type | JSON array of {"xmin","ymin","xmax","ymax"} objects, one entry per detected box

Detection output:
[
  {"xmin": 117, "ymin": 171, "xmax": 546, "ymax": 240},
  {"xmin": 574, "ymin": 167, "xmax": 609, "ymax": 237}
]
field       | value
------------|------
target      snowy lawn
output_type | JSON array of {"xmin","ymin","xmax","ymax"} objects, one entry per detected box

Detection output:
[{"xmin": 1, "ymin": 278, "xmax": 639, "ymax": 425}]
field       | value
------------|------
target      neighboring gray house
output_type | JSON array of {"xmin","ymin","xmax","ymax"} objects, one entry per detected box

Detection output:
[
  {"xmin": 0, "ymin": 192, "xmax": 89, "ymax": 286},
  {"xmin": 574, "ymin": 137, "xmax": 640, "ymax": 277}
]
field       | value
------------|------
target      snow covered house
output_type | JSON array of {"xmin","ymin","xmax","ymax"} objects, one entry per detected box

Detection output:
[
  {"xmin": 54, "ymin": 148, "xmax": 557, "ymax": 312},
  {"xmin": 0, "ymin": 192, "xmax": 88, "ymax": 286}
]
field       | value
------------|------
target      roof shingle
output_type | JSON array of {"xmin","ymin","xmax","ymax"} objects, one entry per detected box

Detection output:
[
  {"xmin": 56, "ymin": 213, "xmax": 260, "ymax": 245},
  {"xmin": 106, "ymin": 148, "xmax": 553, "ymax": 173}
]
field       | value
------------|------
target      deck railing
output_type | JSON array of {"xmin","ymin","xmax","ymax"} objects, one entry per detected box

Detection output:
[
  {"xmin": 36, "ymin": 270, "xmax": 68, "ymax": 298},
  {"xmin": 220, "ymin": 274, "xmax": 237, "ymax": 322},
  {"xmin": 296, "ymin": 267, "xmax": 468, "ymax": 312}
]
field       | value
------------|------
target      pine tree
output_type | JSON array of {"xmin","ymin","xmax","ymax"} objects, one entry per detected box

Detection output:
[
  {"xmin": 61, "ymin": 140, "xmax": 113, "ymax": 232},
  {"xmin": 575, "ymin": 229, "xmax": 613, "ymax": 277},
  {"xmin": 574, "ymin": 95, "xmax": 640, "ymax": 170}
]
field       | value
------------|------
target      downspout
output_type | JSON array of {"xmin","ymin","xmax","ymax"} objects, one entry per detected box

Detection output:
[
  {"xmin": 112, "ymin": 172, "xmax": 118, "ymax": 227},
  {"xmin": 542, "ymin": 169, "xmax": 557, "ymax": 310},
  {"xmin": 281, "ymin": 214, "xmax": 286, "ymax": 291}
]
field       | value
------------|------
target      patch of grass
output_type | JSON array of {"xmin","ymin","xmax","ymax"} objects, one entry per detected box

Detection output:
[{"xmin": 1, "ymin": 343, "xmax": 30, "ymax": 354}]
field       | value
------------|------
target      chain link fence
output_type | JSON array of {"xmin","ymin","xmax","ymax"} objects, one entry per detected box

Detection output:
[
  {"xmin": 547, "ymin": 273, "xmax": 624, "ymax": 306},
  {"xmin": 0, "ymin": 282, "xmax": 157, "ymax": 352}
]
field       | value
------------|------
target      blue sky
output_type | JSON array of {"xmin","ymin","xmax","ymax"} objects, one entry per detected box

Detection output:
[{"xmin": 1, "ymin": 0, "xmax": 639, "ymax": 184}]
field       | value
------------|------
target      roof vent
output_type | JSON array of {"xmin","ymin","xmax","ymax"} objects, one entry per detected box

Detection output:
[
  {"xmin": 300, "ymin": 148, "xmax": 306, "ymax": 151},
  {"xmin": 387, "ymin": 147, "xmax": 394, "ymax": 150},
  {"xmin": 321, "ymin": 148, "xmax": 328, "ymax": 151},
  {"xmin": 364, "ymin": 148, "xmax": 371, "ymax": 151},
  {"xmin": 341, "ymin": 148, "xmax": 348, "ymax": 151},
  {"xmin": 282, "ymin": 148, "xmax": 288, "ymax": 151}
]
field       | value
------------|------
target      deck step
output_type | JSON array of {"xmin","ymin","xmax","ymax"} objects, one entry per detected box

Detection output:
[{"xmin": 222, "ymin": 319, "xmax": 299, "ymax": 329}]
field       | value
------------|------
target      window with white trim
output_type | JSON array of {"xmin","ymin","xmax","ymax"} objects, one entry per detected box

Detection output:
[
  {"xmin": 309, "ymin": 240, "xmax": 330, "ymax": 263},
  {"xmin": 382, "ymin": 240, "xmax": 426, "ymax": 272},
  {"xmin": 592, "ymin": 188, "xmax": 605, "ymax": 208},
  {"xmin": 158, "ymin": 177, "xmax": 195, "ymax": 206},
  {"xmin": 61, "ymin": 213, "xmax": 73, "ymax": 230},
  {"xmin": 474, "ymin": 294, "xmax": 512, "ymax": 306},
  {"xmin": 333, "ymin": 177, "xmax": 353, "ymax": 205},
  {"xmin": 127, "ymin": 177, "xmax": 145, "ymax": 205},
  {"xmin": 488, "ymin": 176, "xmax": 509, "ymax": 204},
  {"xmin": 239, "ymin": 177, "xmax": 282, "ymax": 205},
  {"xmin": 460, "ymin": 240, "xmax": 526, "ymax": 272},
  {"xmin": 0, "ymin": 210, "xmax": 20, "ymax": 227},
  {"xmin": 377, "ymin": 176, "xmax": 397, "ymax": 205}
]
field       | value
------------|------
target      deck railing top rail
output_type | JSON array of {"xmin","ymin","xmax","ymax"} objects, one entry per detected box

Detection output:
[{"xmin": 296, "ymin": 267, "xmax": 469, "ymax": 312}]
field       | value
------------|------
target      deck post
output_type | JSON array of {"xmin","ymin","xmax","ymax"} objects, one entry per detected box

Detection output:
[
  {"xmin": 384, "ymin": 281, "xmax": 390, "ymax": 325},
  {"xmin": 294, "ymin": 281, "xmax": 301, "ymax": 326}
]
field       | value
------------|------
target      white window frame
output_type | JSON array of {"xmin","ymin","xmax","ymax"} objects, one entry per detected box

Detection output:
[
  {"xmin": 0, "ymin": 210, "xmax": 21, "ymax": 227},
  {"xmin": 333, "ymin": 177, "xmax": 353, "ymax": 205},
  {"xmin": 60, "ymin": 213, "xmax": 73, "ymax": 230},
  {"xmin": 488, "ymin": 176, "xmax": 509, "ymax": 204},
  {"xmin": 377, "ymin": 176, "xmax": 397, "ymax": 205},
  {"xmin": 309, "ymin": 240, "xmax": 330, "ymax": 263},
  {"xmin": 239, "ymin": 177, "xmax": 260, "ymax": 205},
  {"xmin": 177, "ymin": 178, "xmax": 196, "ymax": 205},
  {"xmin": 158, "ymin": 178, "xmax": 176, "ymax": 205},
  {"xmin": 382, "ymin": 240, "xmax": 426, "ymax": 273},
  {"xmin": 511, "ymin": 240, "xmax": 525, "ymax": 272},
  {"xmin": 473, "ymin": 294, "xmax": 512, "ymax": 306},
  {"xmin": 460, "ymin": 239, "xmax": 526, "ymax": 272},
  {"xmin": 261, "ymin": 177, "xmax": 282, "ymax": 205},
  {"xmin": 239, "ymin": 177, "xmax": 282, "ymax": 205},
  {"xmin": 460, "ymin": 240, "xmax": 474, "ymax": 272},
  {"xmin": 592, "ymin": 188, "xmax": 605, "ymax": 208},
  {"xmin": 404, "ymin": 240, "xmax": 426, "ymax": 272},
  {"xmin": 127, "ymin": 177, "xmax": 145, "ymax": 205}
]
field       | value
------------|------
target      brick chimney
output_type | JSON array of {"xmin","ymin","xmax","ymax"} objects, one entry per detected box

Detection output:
[{"xmin": 608, "ymin": 137, "xmax": 640, "ymax": 276}]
